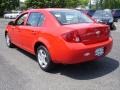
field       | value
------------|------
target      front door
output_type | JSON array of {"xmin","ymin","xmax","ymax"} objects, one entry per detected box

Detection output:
[
  {"xmin": 13, "ymin": 13, "xmax": 28, "ymax": 47},
  {"xmin": 20, "ymin": 12, "xmax": 45, "ymax": 53}
]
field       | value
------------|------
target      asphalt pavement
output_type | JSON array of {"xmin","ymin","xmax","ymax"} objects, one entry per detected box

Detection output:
[{"xmin": 0, "ymin": 18, "xmax": 120, "ymax": 90}]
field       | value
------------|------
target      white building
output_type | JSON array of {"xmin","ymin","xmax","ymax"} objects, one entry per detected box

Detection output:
[{"xmin": 90, "ymin": 0, "xmax": 97, "ymax": 5}]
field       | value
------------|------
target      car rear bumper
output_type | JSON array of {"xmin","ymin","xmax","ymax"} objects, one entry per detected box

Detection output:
[
  {"xmin": 102, "ymin": 22, "xmax": 114, "ymax": 29},
  {"xmin": 52, "ymin": 37, "xmax": 113, "ymax": 64}
]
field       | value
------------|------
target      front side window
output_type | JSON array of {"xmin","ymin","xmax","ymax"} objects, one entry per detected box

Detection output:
[
  {"xmin": 15, "ymin": 13, "xmax": 28, "ymax": 25},
  {"xmin": 26, "ymin": 12, "xmax": 44, "ymax": 27},
  {"xmin": 50, "ymin": 10, "xmax": 93, "ymax": 25}
]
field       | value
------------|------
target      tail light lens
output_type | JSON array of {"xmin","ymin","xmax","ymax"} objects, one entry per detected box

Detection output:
[{"xmin": 62, "ymin": 30, "xmax": 81, "ymax": 43}]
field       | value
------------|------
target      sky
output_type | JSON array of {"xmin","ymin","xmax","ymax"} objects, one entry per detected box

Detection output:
[{"xmin": 20, "ymin": 0, "xmax": 25, "ymax": 2}]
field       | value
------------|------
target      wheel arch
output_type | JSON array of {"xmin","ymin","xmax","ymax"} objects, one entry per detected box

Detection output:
[
  {"xmin": 5, "ymin": 30, "xmax": 8, "ymax": 36},
  {"xmin": 34, "ymin": 41, "xmax": 49, "ymax": 54}
]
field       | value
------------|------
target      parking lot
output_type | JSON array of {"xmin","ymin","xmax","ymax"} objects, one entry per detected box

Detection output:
[{"xmin": 0, "ymin": 18, "xmax": 120, "ymax": 90}]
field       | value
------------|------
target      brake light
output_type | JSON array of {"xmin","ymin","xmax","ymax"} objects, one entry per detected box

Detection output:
[{"xmin": 62, "ymin": 30, "xmax": 81, "ymax": 43}]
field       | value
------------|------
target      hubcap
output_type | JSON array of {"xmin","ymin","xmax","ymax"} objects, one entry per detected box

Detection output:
[
  {"xmin": 6, "ymin": 35, "xmax": 10, "ymax": 46},
  {"xmin": 37, "ymin": 49, "xmax": 48, "ymax": 68}
]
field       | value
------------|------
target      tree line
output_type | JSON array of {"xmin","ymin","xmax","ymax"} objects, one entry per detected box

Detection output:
[
  {"xmin": 0, "ymin": 0, "xmax": 120, "ymax": 16},
  {"xmin": 0, "ymin": 0, "xmax": 19, "ymax": 16},
  {"xmin": 101, "ymin": 0, "xmax": 120, "ymax": 9},
  {"xmin": 24, "ymin": 0, "xmax": 88, "ymax": 8},
  {"xmin": 95, "ymin": 0, "xmax": 120, "ymax": 9},
  {"xmin": 0, "ymin": 0, "xmax": 88, "ymax": 16},
  {"xmin": 24, "ymin": 0, "xmax": 120, "ymax": 9}
]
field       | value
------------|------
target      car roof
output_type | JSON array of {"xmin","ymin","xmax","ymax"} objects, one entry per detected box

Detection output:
[{"xmin": 27, "ymin": 8, "xmax": 74, "ymax": 12}]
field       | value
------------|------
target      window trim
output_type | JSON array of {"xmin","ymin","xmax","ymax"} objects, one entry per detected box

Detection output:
[{"xmin": 15, "ymin": 12, "xmax": 28, "ymax": 26}]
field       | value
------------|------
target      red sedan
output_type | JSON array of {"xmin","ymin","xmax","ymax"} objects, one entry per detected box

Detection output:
[{"xmin": 5, "ymin": 9, "xmax": 113, "ymax": 71}]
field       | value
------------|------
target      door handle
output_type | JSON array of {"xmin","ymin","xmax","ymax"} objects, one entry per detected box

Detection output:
[
  {"xmin": 12, "ymin": 27, "xmax": 15, "ymax": 29},
  {"xmin": 18, "ymin": 30, "xmax": 21, "ymax": 32},
  {"xmin": 32, "ymin": 31, "xmax": 36, "ymax": 35}
]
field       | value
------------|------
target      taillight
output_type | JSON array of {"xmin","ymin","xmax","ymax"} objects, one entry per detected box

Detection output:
[{"xmin": 62, "ymin": 30, "xmax": 81, "ymax": 43}]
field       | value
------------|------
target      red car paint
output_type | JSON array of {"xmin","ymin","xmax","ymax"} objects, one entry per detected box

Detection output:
[{"xmin": 5, "ymin": 9, "xmax": 113, "ymax": 64}]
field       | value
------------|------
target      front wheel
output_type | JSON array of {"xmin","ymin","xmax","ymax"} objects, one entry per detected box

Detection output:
[
  {"xmin": 36, "ymin": 45, "xmax": 54, "ymax": 72},
  {"xmin": 5, "ymin": 34, "xmax": 14, "ymax": 48}
]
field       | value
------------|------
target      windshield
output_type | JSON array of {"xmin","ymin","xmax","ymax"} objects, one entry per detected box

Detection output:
[
  {"xmin": 93, "ymin": 10, "xmax": 112, "ymax": 18},
  {"xmin": 50, "ymin": 10, "xmax": 93, "ymax": 25}
]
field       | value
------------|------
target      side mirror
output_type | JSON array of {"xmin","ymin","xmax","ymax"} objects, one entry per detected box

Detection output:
[{"xmin": 8, "ymin": 21, "xmax": 15, "ymax": 25}]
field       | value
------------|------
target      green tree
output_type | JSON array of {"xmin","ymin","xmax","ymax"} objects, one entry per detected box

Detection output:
[
  {"xmin": 0, "ymin": 0, "xmax": 19, "ymax": 16},
  {"xmin": 80, "ymin": 0, "xmax": 88, "ymax": 6},
  {"xmin": 25, "ymin": 0, "xmax": 83, "ymax": 8},
  {"xmin": 97, "ymin": 0, "xmax": 120, "ymax": 9}
]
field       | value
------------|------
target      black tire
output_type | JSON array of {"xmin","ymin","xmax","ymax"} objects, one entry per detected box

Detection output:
[
  {"xmin": 5, "ymin": 34, "xmax": 14, "ymax": 48},
  {"xmin": 111, "ymin": 24, "xmax": 116, "ymax": 30},
  {"xmin": 36, "ymin": 45, "xmax": 54, "ymax": 72}
]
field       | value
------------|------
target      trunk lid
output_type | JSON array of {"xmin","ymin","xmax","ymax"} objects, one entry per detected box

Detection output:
[{"xmin": 62, "ymin": 23, "xmax": 110, "ymax": 44}]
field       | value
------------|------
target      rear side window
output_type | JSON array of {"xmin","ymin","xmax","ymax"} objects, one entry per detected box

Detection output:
[{"xmin": 26, "ymin": 12, "xmax": 44, "ymax": 27}]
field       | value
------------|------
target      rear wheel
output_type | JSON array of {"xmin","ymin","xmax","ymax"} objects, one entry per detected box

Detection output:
[
  {"xmin": 36, "ymin": 45, "xmax": 54, "ymax": 72},
  {"xmin": 5, "ymin": 34, "xmax": 14, "ymax": 48}
]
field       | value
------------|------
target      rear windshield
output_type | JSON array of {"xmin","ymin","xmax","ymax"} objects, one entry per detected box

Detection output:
[{"xmin": 50, "ymin": 10, "xmax": 93, "ymax": 25}]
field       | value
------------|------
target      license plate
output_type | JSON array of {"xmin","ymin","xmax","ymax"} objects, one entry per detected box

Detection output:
[{"xmin": 95, "ymin": 47, "xmax": 104, "ymax": 56}]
